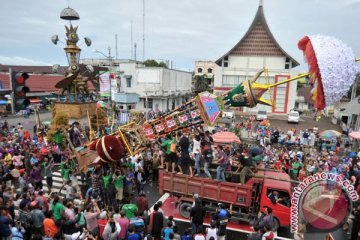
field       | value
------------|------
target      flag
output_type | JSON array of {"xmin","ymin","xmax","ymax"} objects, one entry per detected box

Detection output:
[
  {"xmin": 191, "ymin": 110, "xmax": 200, "ymax": 119},
  {"xmin": 155, "ymin": 124, "xmax": 165, "ymax": 133},
  {"xmin": 166, "ymin": 119, "xmax": 176, "ymax": 128},
  {"xmin": 178, "ymin": 114, "xmax": 188, "ymax": 123},
  {"xmin": 143, "ymin": 125, "xmax": 155, "ymax": 141}
]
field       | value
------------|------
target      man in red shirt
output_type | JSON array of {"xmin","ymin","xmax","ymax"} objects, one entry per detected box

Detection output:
[
  {"xmin": 116, "ymin": 211, "xmax": 130, "ymax": 240},
  {"xmin": 136, "ymin": 191, "xmax": 149, "ymax": 214},
  {"xmin": 97, "ymin": 210, "xmax": 108, "ymax": 237}
]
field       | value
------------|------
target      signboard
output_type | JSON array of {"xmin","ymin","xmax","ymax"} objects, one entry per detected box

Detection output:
[
  {"xmin": 100, "ymin": 71, "xmax": 118, "ymax": 100},
  {"xmin": 99, "ymin": 71, "xmax": 110, "ymax": 96}
]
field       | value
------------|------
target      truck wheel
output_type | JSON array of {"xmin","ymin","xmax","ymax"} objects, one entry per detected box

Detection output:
[
  {"xmin": 179, "ymin": 202, "xmax": 192, "ymax": 219},
  {"xmin": 272, "ymin": 218, "xmax": 280, "ymax": 232}
]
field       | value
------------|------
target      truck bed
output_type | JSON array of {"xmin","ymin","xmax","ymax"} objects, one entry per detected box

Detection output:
[{"xmin": 159, "ymin": 171, "xmax": 253, "ymax": 208}]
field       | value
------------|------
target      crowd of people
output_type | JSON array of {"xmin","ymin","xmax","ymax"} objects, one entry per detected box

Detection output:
[{"xmin": 0, "ymin": 115, "xmax": 360, "ymax": 240}]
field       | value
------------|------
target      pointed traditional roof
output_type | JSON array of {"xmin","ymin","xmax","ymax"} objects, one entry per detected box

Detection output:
[{"xmin": 216, "ymin": 3, "xmax": 299, "ymax": 67}]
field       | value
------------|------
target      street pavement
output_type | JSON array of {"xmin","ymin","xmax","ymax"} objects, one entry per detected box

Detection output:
[
  {"xmin": 266, "ymin": 115, "xmax": 342, "ymax": 132},
  {"xmin": 1, "ymin": 111, "xmax": 52, "ymax": 132},
  {"xmin": 234, "ymin": 113, "xmax": 342, "ymax": 133}
]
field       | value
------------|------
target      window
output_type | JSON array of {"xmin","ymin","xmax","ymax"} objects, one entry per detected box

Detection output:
[
  {"xmin": 144, "ymin": 98, "xmax": 153, "ymax": 109},
  {"xmin": 223, "ymin": 56, "xmax": 229, "ymax": 68},
  {"xmin": 126, "ymin": 77, "xmax": 131, "ymax": 88},
  {"xmin": 222, "ymin": 75, "xmax": 246, "ymax": 87},
  {"xmin": 285, "ymin": 57, "xmax": 291, "ymax": 69},
  {"xmin": 267, "ymin": 189, "xmax": 291, "ymax": 207},
  {"xmin": 207, "ymin": 68, "xmax": 213, "ymax": 74},
  {"xmin": 197, "ymin": 68, "xmax": 203, "ymax": 73}
]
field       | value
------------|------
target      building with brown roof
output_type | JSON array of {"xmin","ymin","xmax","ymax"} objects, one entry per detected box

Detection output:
[
  {"xmin": 0, "ymin": 64, "xmax": 102, "ymax": 112},
  {"xmin": 214, "ymin": 1, "xmax": 300, "ymax": 114}
]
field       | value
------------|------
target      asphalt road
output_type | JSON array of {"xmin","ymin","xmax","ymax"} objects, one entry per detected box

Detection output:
[{"xmin": 0, "ymin": 111, "xmax": 52, "ymax": 132}]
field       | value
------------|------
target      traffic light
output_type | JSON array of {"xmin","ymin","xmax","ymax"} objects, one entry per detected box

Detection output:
[{"xmin": 11, "ymin": 70, "xmax": 30, "ymax": 110}]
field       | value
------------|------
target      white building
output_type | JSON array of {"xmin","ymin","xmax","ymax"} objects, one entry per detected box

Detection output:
[
  {"xmin": 193, "ymin": 60, "xmax": 215, "ymax": 91},
  {"xmin": 116, "ymin": 61, "xmax": 192, "ymax": 112},
  {"xmin": 214, "ymin": 1, "xmax": 300, "ymax": 114}
]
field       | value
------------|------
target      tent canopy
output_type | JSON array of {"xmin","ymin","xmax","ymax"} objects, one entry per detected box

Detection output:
[{"xmin": 212, "ymin": 131, "xmax": 241, "ymax": 144}]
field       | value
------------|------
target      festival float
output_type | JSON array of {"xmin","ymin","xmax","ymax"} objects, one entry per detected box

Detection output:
[
  {"xmin": 54, "ymin": 32, "xmax": 359, "ymax": 234},
  {"xmin": 72, "ymin": 35, "xmax": 359, "ymax": 173},
  {"xmin": 50, "ymin": 6, "xmax": 107, "ymax": 122}
]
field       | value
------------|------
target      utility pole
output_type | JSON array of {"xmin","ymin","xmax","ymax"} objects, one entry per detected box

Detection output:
[
  {"xmin": 9, "ymin": 68, "xmax": 15, "ymax": 114},
  {"xmin": 108, "ymin": 46, "xmax": 112, "ymax": 103},
  {"xmin": 115, "ymin": 34, "xmax": 118, "ymax": 60},
  {"xmin": 131, "ymin": 20, "xmax": 133, "ymax": 60},
  {"xmin": 142, "ymin": 0, "xmax": 145, "ymax": 61},
  {"xmin": 134, "ymin": 43, "xmax": 137, "ymax": 61}
]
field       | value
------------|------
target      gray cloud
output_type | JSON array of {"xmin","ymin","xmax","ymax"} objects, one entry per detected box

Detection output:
[{"xmin": 0, "ymin": 0, "xmax": 359, "ymax": 71}]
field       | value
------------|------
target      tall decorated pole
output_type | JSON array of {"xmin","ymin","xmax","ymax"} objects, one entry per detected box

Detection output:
[{"xmin": 50, "ymin": 5, "xmax": 99, "ymax": 123}]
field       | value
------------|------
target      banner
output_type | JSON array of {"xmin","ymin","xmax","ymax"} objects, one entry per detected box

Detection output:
[
  {"xmin": 111, "ymin": 78, "xmax": 117, "ymax": 101},
  {"xmin": 99, "ymin": 71, "xmax": 110, "ymax": 96}
]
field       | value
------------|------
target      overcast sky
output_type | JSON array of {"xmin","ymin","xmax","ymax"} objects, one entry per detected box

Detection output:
[{"xmin": 0, "ymin": 0, "xmax": 359, "ymax": 71}]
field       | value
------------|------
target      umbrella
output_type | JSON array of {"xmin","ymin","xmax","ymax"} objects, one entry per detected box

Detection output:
[
  {"xmin": 349, "ymin": 131, "xmax": 360, "ymax": 140},
  {"xmin": 319, "ymin": 130, "xmax": 342, "ymax": 139},
  {"xmin": 212, "ymin": 131, "xmax": 241, "ymax": 144},
  {"xmin": 42, "ymin": 120, "xmax": 51, "ymax": 126}
]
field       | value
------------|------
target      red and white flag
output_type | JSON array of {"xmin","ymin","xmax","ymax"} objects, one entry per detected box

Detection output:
[
  {"xmin": 166, "ymin": 119, "xmax": 176, "ymax": 128},
  {"xmin": 155, "ymin": 124, "xmax": 165, "ymax": 133},
  {"xmin": 178, "ymin": 114, "xmax": 188, "ymax": 123},
  {"xmin": 143, "ymin": 125, "xmax": 155, "ymax": 141},
  {"xmin": 191, "ymin": 110, "xmax": 200, "ymax": 119}
]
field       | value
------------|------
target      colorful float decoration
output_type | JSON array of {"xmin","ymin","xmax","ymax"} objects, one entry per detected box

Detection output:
[
  {"xmin": 298, "ymin": 35, "xmax": 358, "ymax": 110},
  {"xmin": 73, "ymin": 35, "xmax": 359, "ymax": 171},
  {"xmin": 257, "ymin": 119, "xmax": 271, "ymax": 138}
]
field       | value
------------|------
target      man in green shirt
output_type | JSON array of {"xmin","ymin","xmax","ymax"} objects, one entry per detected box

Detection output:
[
  {"xmin": 121, "ymin": 201, "xmax": 138, "ymax": 219},
  {"xmin": 102, "ymin": 170, "xmax": 113, "ymax": 206},
  {"xmin": 114, "ymin": 172, "xmax": 125, "ymax": 204},
  {"xmin": 52, "ymin": 195, "xmax": 66, "ymax": 221},
  {"xmin": 60, "ymin": 161, "xmax": 71, "ymax": 182},
  {"xmin": 291, "ymin": 158, "xmax": 300, "ymax": 180},
  {"xmin": 161, "ymin": 134, "xmax": 177, "ymax": 173},
  {"xmin": 103, "ymin": 172, "xmax": 112, "ymax": 188}
]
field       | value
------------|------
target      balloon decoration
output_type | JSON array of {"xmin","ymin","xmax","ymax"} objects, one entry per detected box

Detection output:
[
  {"xmin": 96, "ymin": 101, "xmax": 106, "ymax": 109},
  {"xmin": 95, "ymin": 135, "xmax": 124, "ymax": 162},
  {"xmin": 298, "ymin": 35, "xmax": 357, "ymax": 110}
]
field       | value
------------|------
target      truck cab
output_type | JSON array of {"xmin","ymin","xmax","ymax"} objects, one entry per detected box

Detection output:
[{"xmin": 256, "ymin": 171, "xmax": 292, "ymax": 228}]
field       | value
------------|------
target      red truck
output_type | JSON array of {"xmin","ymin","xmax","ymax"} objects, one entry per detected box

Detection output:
[{"xmin": 159, "ymin": 169, "xmax": 292, "ymax": 230}]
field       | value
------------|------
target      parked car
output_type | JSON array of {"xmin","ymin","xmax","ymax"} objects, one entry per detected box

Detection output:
[
  {"xmin": 256, "ymin": 110, "xmax": 267, "ymax": 121},
  {"xmin": 288, "ymin": 110, "xmax": 300, "ymax": 123},
  {"xmin": 222, "ymin": 110, "xmax": 235, "ymax": 119}
]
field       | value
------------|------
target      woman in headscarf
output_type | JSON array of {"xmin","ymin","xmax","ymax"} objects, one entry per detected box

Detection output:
[{"xmin": 102, "ymin": 215, "xmax": 121, "ymax": 240}]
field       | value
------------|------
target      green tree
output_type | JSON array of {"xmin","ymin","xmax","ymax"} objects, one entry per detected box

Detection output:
[
  {"xmin": 194, "ymin": 75, "xmax": 211, "ymax": 93},
  {"xmin": 144, "ymin": 59, "xmax": 168, "ymax": 68}
]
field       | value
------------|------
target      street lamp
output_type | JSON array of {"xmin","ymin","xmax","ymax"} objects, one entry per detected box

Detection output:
[{"xmin": 94, "ymin": 47, "xmax": 113, "ymax": 104}]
